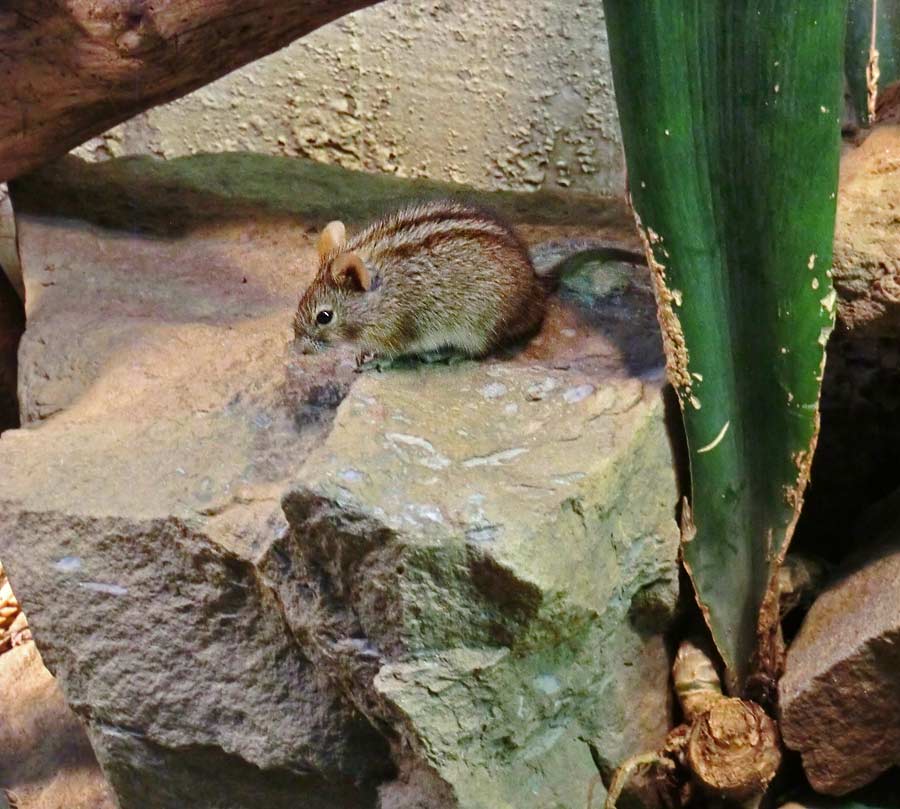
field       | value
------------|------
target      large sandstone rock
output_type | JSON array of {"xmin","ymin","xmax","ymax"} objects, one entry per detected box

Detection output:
[
  {"xmin": 780, "ymin": 491, "xmax": 900, "ymax": 795},
  {"xmin": 0, "ymin": 154, "xmax": 679, "ymax": 809},
  {"xmin": 833, "ymin": 125, "xmax": 900, "ymax": 337}
]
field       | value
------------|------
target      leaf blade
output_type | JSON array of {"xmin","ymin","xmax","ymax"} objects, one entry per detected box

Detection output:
[{"xmin": 603, "ymin": 1, "xmax": 846, "ymax": 688}]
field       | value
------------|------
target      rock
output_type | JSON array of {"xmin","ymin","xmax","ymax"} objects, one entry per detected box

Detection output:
[
  {"xmin": 0, "ymin": 641, "xmax": 117, "ymax": 809},
  {"xmin": 778, "ymin": 771, "xmax": 900, "ymax": 809},
  {"xmin": 0, "ymin": 154, "xmax": 679, "ymax": 809},
  {"xmin": 269, "ymin": 348, "xmax": 678, "ymax": 808},
  {"xmin": 779, "ymin": 491, "xmax": 900, "ymax": 795},
  {"xmin": 833, "ymin": 125, "xmax": 900, "ymax": 337},
  {"xmin": 0, "ymin": 255, "xmax": 22, "ymax": 433},
  {"xmin": 3, "ymin": 157, "xmax": 395, "ymax": 809}
]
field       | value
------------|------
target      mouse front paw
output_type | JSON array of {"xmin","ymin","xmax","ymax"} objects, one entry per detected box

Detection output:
[{"xmin": 354, "ymin": 351, "xmax": 387, "ymax": 373}]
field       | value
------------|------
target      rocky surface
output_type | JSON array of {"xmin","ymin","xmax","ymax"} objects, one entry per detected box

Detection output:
[
  {"xmin": 780, "ymin": 490, "xmax": 900, "ymax": 795},
  {"xmin": 0, "ymin": 641, "xmax": 117, "ymax": 809},
  {"xmin": 833, "ymin": 124, "xmax": 900, "ymax": 337},
  {"xmin": 1, "ymin": 154, "xmax": 679, "ymax": 809},
  {"xmin": 779, "ymin": 771, "xmax": 900, "ymax": 809}
]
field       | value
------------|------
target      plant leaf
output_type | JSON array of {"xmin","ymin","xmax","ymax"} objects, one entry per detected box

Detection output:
[{"xmin": 603, "ymin": 2, "xmax": 846, "ymax": 690}]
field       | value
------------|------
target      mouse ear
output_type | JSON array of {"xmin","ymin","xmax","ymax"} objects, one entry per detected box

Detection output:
[
  {"xmin": 316, "ymin": 220, "xmax": 346, "ymax": 259},
  {"xmin": 331, "ymin": 252, "xmax": 371, "ymax": 292}
]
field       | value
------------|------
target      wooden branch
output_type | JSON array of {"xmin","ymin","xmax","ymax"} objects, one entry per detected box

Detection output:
[{"xmin": 0, "ymin": 0, "xmax": 381, "ymax": 183}]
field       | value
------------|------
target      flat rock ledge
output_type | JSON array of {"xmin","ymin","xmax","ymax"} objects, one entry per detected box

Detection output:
[
  {"xmin": 0, "ymin": 155, "xmax": 680, "ymax": 809},
  {"xmin": 780, "ymin": 491, "xmax": 900, "ymax": 796}
]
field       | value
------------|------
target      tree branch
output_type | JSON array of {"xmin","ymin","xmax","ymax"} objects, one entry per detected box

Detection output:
[{"xmin": 0, "ymin": 0, "xmax": 381, "ymax": 182}]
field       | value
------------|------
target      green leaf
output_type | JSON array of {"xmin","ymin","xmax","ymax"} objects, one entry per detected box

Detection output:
[
  {"xmin": 603, "ymin": 2, "xmax": 846, "ymax": 689},
  {"xmin": 846, "ymin": 0, "xmax": 900, "ymax": 125}
]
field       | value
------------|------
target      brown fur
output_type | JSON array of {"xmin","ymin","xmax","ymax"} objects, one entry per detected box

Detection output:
[{"xmin": 293, "ymin": 200, "xmax": 547, "ymax": 359}]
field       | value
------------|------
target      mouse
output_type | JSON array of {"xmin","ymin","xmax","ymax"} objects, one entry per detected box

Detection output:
[{"xmin": 292, "ymin": 199, "xmax": 644, "ymax": 363}]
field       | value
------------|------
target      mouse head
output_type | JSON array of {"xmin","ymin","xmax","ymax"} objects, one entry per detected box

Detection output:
[{"xmin": 293, "ymin": 220, "xmax": 373, "ymax": 354}]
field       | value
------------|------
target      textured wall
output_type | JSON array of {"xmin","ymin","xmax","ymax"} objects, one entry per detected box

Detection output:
[{"xmin": 76, "ymin": 0, "xmax": 625, "ymax": 196}]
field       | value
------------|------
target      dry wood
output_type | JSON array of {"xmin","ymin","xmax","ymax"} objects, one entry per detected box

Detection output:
[{"xmin": 0, "ymin": 0, "xmax": 380, "ymax": 182}]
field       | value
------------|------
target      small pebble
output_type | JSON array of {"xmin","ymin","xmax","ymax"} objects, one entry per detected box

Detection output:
[
  {"xmin": 563, "ymin": 384, "xmax": 595, "ymax": 404},
  {"xmin": 480, "ymin": 382, "xmax": 508, "ymax": 400},
  {"xmin": 526, "ymin": 377, "xmax": 558, "ymax": 401}
]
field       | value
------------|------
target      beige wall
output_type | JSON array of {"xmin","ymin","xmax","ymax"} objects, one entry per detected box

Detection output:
[{"xmin": 76, "ymin": 0, "xmax": 625, "ymax": 197}]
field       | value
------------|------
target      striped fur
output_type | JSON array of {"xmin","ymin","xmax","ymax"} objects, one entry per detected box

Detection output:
[{"xmin": 294, "ymin": 200, "xmax": 547, "ymax": 359}]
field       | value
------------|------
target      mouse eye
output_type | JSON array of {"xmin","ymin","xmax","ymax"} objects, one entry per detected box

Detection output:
[{"xmin": 316, "ymin": 309, "xmax": 334, "ymax": 326}]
